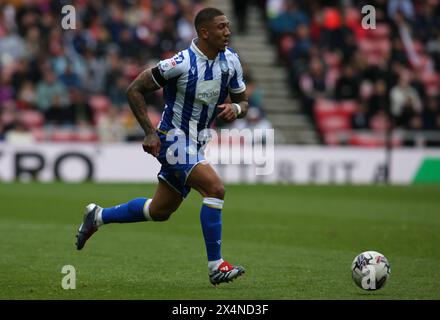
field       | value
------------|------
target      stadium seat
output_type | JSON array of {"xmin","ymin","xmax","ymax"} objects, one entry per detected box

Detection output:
[
  {"xmin": 19, "ymin": 110, "xmax": 44, "ymax": 128},
  {"xmin": 89, "ymin": 95, "xmax": 111, "ymax": 113},
  {"xmin": 421, "ymin": 72, "xmax": 439, "ymax": 95},
  {"xmin": 50, "ymin": 129, "xmax": 76, "ymax": 142},
  {"xmin": 314, "ymin": 99, "xmax": 356, "ymax": 133},
  {"xmin": 371, "ymin": 24, "xmax": 390, "ymax": 40},
  {"xmin": 31, "ymin": 128, "xmax": 47, "ymax": 141},
  {"xmin": 74, "ymin": 130, "xmax": 99, "ymax": 142},
  {"xmin": 349, "ymin": 132, "xmax": 402, "ymax": 147}
]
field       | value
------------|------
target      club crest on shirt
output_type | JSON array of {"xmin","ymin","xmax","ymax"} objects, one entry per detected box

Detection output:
[{"xmin": 219, "ymin": 60, "xmax": 229, "ymax": 74}]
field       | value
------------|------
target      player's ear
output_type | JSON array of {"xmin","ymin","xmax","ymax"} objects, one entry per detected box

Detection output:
[{"xmin": 199, "ymin": 26, "xmax": 209, "ymax": 40}]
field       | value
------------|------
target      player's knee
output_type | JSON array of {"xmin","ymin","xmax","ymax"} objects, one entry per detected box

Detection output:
[{"xmin": 206, "ymin": 184, "xmax": 225, "ymax": 200}]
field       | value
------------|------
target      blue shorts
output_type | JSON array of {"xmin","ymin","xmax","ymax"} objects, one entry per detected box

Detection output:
[{"xmin": 156, "ymin": 131, "xmax": 207, "ymax": 198}]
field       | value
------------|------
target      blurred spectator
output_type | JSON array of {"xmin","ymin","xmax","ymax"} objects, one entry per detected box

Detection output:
[
  {"xmin": 16, "ymin": 81, "xmax": 36, "ymax": 110},
  {"xmin": 390, "ymin": 72, "xmax": 422, "ymax": 121},
  {"xmin": 11, "ymin": 59, "xmax": 33, "ymax": 92},
  {"xmin": 82, "ymin": 49, "xmax": 107, "ymax": 93},
  {"xmin": 422, "ymin": 95, "xmax": 440, "ymax": 130},
  {"xmin": 36, "ymin": 69, "xmax": 69, "ymax": 111},
  {"xmin": 244, "ymin": 70, "xmax": 265, "ymax": 114},
  {"xmin": 24, "ymin": 26, "xmax": 41, "ymax": 57},
  {"xmin": 119, "ymin": 27, "xmax": 140, "ymax": 59},
  {"xmin": 108, "ymin": 75, "xmax": 130, "ymax": 109},
  {"xmin": 97, "ymin": 106, "xmax": 126, "ymax": 142},
  {"xmin": 334, "ymin": 64, "xmax": 360, "ymax": 100},
  {"xmin": 288, "ymin": 23, "xmax": 312, "ymax": 77},
  {"xmin": 14, "ymin": 0, "xmax": 41, "ymax": 37},
  {"xmin": 4, "ymin": 120, "xmax": 34, "ymax": 145},
  {"xmin": 66, "ymin": 88, "xmax": 94, "ymax": 126},
  {"xmin": 44, "ymin": 95, "xmax": 71, "ymax": 126},
  {"xmin": 269, "ymin": 0, "xmax": 308, "ymax": 41},
  {"xmin": 351, "ymin": 103, "xmax": 370, "ymax": 130},
  {"xmin": 298, "ymin": 57, "xmax": 328, "ymax": 119},
  {"xmin": 0, "ymin": 26, "xmax": 27, "ymax": 66},
  {"xmin": 59, "ymin": 63, "xmax": 82, "ymax": 90},
  {"xmin": 177, "ymin": 7, "xmax": 196, "ymax": 45},
  {"xmin": 367, "ymin": 79, "xmax": 390, "ymax": 117},
  {"xmin": 388, "ymin": 0, "xmax": 415, "ymax": 22}
]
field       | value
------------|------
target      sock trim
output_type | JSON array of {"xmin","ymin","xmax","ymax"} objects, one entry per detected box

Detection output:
[
  {"xmin": 95, "ymin": 206, "xmax": 103, "ymax": 227},
  {"xmin": 203, "ymin": 197, "xmax": 224, "ymax": 209},
  {"xmin": 208, "ymin": 258, "xmax": 224, "ymax": 272},
  {"xmin": 143, "ymin": 199, "xmax": 153, "ymax": 221}
]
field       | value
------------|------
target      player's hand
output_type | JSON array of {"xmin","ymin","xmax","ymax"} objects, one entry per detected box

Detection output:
[
  {"xmin": 217, "ymin": 103, "xmax": 238, "ymax": 123},
  {"xmin": 142, "ymin": 132, "xmax": 161, "ymax": 157}
]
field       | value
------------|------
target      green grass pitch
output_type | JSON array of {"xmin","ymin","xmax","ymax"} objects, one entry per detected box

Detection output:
[{"xmin": 1, "ymin": 183, "xmax": 439, "ymax": 299}]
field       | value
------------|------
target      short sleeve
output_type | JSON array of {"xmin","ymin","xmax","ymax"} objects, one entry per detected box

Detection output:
[
  {"xmin": 228, "ymin": 51, "xmax": 246, "ymax": 94},
  {"xmin": 156, "ymin": 51, "xmax": 187, "ymax": 81}
]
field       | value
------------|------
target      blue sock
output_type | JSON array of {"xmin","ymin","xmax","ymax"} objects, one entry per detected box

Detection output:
[
  {"xmin": 200, "ymin": 198, "xmax": 224, "ymax": 261},
  {"xmin": 102, "ymin": 198, "xmax": 150, "ymax": 224}
]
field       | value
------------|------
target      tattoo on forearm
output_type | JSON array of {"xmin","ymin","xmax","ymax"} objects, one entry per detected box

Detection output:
[{"xmin": 126, "ymin": 68, "xmax": 160, "ymax": 134}]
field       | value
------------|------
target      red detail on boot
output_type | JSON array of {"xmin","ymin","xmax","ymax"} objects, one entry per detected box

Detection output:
[{"xmin": 218, "ymin": 261, "xmax": 233, "ymax": 272}]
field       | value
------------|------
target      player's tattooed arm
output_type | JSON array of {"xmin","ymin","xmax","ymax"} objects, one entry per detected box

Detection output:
[
  {"xmin": 126, "ymin": 68, "xmax": 161, "ymax": 157},
  {"xmin": 126, "ymin": 68, "xmax": 160, "ymax": 135},
  {"xmin": 230, "ymin": 91, "xmax": 249, "ymax": 119}
]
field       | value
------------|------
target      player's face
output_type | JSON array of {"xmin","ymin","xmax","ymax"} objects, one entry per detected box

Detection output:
[{"xmin": 207, "ymin": 15, "xmax": 231, "ymax": 51}]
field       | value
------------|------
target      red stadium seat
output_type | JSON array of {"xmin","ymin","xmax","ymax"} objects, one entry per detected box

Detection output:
[
  {"xmin": 421, "ymin": 72, "xmax": 439, "ymax": 95},
  {"xmin": 19, "ymin": 110, "xmax": 44, "ymax": 128},
  {"xmin": 74, "ymin": 129, "xmax": 99, "ymax": 142},
  {"xmin": 89, "ymin": 95, "xmax": 111, "ymax": 113},
  {"xmin": 365, "ymin": 23, "xmax": 390, "ymax": 40},
  {"xmin": 31, "ymin": 128, "xmax": 46, "ymax": 142},
  {"xmin": 314, "ymin": 99, "xmax": 358, "ymax": 133},
  {"xmin": 349, "ymin": 132, "xmax": 402, "ymax": 147},
  {"xmin": 51, "ymin": 129, "xmax": 76, "ymax": 142}
]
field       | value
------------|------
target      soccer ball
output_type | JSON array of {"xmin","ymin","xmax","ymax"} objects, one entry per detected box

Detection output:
[{"xmin": 351, "ymin": 251, "xmax": 391, "ymax": 290}]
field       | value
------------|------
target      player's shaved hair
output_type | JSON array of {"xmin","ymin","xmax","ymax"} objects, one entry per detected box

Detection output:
[{"xmin": 194, "ymin": 7, "xmax": 225, "ymax": 34}]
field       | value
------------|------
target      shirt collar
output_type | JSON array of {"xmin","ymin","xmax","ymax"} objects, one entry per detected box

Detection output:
[{"xmin": 191, "ymin": 38, "xmax": 219, "ymax": 61}]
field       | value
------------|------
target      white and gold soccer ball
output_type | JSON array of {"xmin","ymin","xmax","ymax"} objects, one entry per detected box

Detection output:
[{"xmin": 351, "ymin": 251, "xmax": 391, "ymax": 290}]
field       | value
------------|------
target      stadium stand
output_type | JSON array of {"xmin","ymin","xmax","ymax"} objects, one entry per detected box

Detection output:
[{"xmin": 264, "ymin": 0, "xmax": 440, "ymax": 147}]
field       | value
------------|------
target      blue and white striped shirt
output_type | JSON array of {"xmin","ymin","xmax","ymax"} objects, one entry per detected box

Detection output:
[{"xmin": 152, "ymin": 38, "xmax": 246, "ymax": 142}]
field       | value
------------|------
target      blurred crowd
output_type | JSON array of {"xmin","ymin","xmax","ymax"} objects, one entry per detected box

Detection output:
[
  {"xmin": 0, "ymin": 0, "xmax": 269, "ymax": 144},
  {"xmin": 2, "ymin": 0, "xmax": 439, "ymax": 146},
  {"xmin": 265, "ymin": 0, "xmax": 440, "ymax": 146},
  {"xmin": 0, "ymin": 0, "xmax": 200, "ymax": 143}
]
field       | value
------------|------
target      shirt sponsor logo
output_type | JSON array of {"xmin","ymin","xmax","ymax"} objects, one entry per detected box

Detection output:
[{"xmin": 196, "ymin": 80, "xmax": 221, "ymax": 104}]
